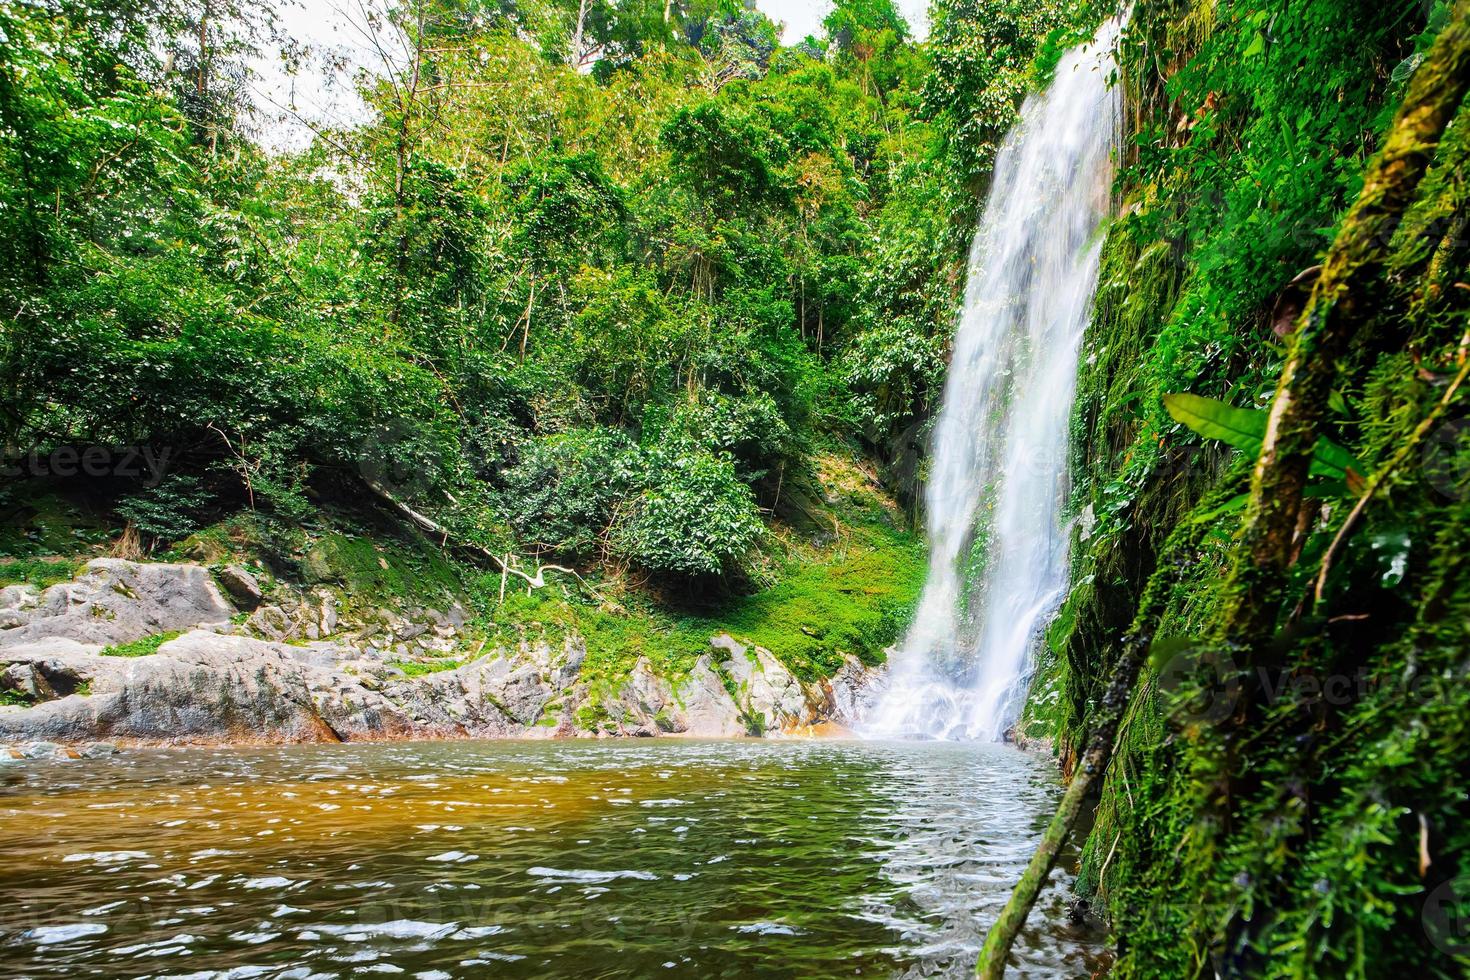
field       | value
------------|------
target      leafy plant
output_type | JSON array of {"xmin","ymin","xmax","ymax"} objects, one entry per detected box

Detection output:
[
  {"xmin": 613, "ymin": 446, "xmax": 764, "ymax": 579},
  {"xmin": 1163, "ymin": 392, "xmax": 1366, "ymax": 486},
  {"xmin": 115, "ymin": 476, "xmax": 213, "ymax": 546}
]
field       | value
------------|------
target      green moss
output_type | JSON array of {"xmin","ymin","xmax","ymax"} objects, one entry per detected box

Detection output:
[
  {"xmin": 388, "ymin": 657, "xmax": 463, "ymax": 677},
  {"xmin": 0, "ymin": 689, "xmax": 35, "ymax": 707},
  {"xmin": 718, "ymin": 523, "xmax": 925, "ymax": 681},
  {"xmin": 302, "ymin": 531, "xmax": 463, "ymax": 607},
  {"xmin": 0, "ymin": 557, "xmax": 82, "ymax": 590},
  {"xmin": 101, "ymin": 630, "xmax": 183, "ymax": 657},
  {"xmin": 477, "ymin": 585, "xmax": 713, "ymax": 685},
  {"xmin": 0, "ymin": 488, "xmax": 111, "ymax": 559},
  {"xmin": 1023, "ymin": 5, "xmax": 1470, "ymax": 976}
]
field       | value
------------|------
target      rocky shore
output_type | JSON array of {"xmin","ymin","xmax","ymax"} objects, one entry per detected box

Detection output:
[{"xmin": 0, "ymin": 559, "xmax": 881, "ymax": 754}]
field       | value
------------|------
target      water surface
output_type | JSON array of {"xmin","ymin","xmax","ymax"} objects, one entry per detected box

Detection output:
[{"xmin": 0, "ymin": 739, "xmax": 1103, "ymax": 978}]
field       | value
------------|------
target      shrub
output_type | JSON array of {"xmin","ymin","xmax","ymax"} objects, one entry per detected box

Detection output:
[
  {"xmin": 499, "ymin": 427, "xmax": 645, "ymax": 559},
  {"xmin": 115, "ymin": 475, "xmax": 211, "ymax": 546},
  {"xmin": 613, "ymin": 444, "xmax": 763, "ymax": 579}
]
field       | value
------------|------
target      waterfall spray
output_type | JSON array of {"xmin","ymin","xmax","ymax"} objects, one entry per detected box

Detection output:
[{"xmin": 867, "ymin": 20, "xmax": 1122, "ymax": 741}]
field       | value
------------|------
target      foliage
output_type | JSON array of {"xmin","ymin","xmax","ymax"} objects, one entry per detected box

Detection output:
[
  {"xmin": 1031, "ymin": 1, "xmax": 1470, "ymax": 976},
  {"xmin": 613, "ymin": 445, "xmax": 763, "ymax": 578},
  {"xmin": 0, "ymin": 0, "xmax": 1029, "ymax": 586},
  {"xmin": 0, "ymin": 557, "xmax": 83, "ymax": 590},
  {"xmin": 499, "ymin": 427, "xmax": 644, "ymax": 559},
  {"xmin": 1162, "ymin": 392, "xmax": 1364, "ymax": 484},
  {"xmin": 115, "ymin": 476, "xmax": 213, "ymax": 544},
  {"xmin": 101, "ymin": 630, "xmax": 183, "ymax": 657},
  {"xmin": 469, "ymin": 449, "xmax": 926, "ymax": 684},
  {"xmin": 718, "ymin": 519, "xmax": 924, "ymax": 680},
  {"xmin": 387, "ymin": 656, "xmax": 464, "ymax": 677}
]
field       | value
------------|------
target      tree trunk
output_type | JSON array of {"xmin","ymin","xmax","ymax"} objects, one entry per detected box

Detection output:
[
  {"xmin": 1219, "ymin": 0, "xmax": 1470, "ymax": 645},
  {"xmin": 571, "ymin": 0, "xmax": 590, "ymax": 68}
]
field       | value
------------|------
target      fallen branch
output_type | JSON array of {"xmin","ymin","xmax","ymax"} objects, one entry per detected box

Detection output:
[
  {"xmin": 363, "ymin": 478, "xmax": 600, "ymax": 603},
  {"xmin": 975, "ymin": 634, "xmax": 1149, "ymax": 978}
]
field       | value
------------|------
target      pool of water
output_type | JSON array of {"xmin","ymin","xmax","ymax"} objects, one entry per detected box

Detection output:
[{"xmin": 0, "ymin": 739, "xmax": 1104, "ymax": 978}]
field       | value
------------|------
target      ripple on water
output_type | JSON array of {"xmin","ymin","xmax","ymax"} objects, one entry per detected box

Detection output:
[
  {"xmin": 0, "ymin": 739, "xmax": 1106, "ymax": 978},
  {"xmin": 526, "ymin": 866, "xmax": 659, "ymax": 883},
  {"xmin": 24, "ymin": 923, "xmax": 108, "ymax": 945}
]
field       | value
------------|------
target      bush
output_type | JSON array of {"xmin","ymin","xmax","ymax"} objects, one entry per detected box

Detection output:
[
  {"xmin": 499, "ymin": 427, "xmax": 645, "ymax": 559},
  {"xmin": 670, "ymin": 391, "xmax": 792, "ymax": 483},
  {"xmin": 115, "ymin": 475, "xmax": 211, "ymax": 545},
  {"xmin": 613, "ymin": 444, "xmax": 763, "ymax": 579}
]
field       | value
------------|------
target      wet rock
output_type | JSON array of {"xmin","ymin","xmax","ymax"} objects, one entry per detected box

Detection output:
[
  {"xmin": 394, "ymin": 623, "xmax": 428, "ymax": 642},
  {"xmin": 78, "ymin": 742, "xmax": 118, "ymax": 759},
  {"xmin": 712, "ymin": 635, "xmax": 815, "ymax": 734},
  {"xmin": 2, "ymin": 662, "xmax": 43, "ymax": 700},
  {"xmin": 247, "ymin": 604, "xmax": 291, "ymax": 642},
  {"xmin": 0, "ymin": 631, "xmax": 420, "ymax": 745},
  {"xmin": 299, "ymin": 546, "xmax": 334, "ymax": 584},
  {"xmin": 0, "ymin": 557, "xmax": 878, "ymax": 747},
  {"xmin": 317, "ymin": 593, "xmax": 339, "ymax": 637},
  {"xmin": 385, "ymin": 656, "xmax": 530, "ymax": 738},
  {"xmin": 600, "ymin": 658, "xmax": 679, "ymax": 736},
  {"xmin": 823, "ymin": 654, "xmax": 883, "ymax": 727},
  {"xmin": 216, "ymin": 566, "xmax": 263, "ymax": 611},
  {"xmin": 19, "ymin": 741, "xmax": 70, "ymax": 760}
]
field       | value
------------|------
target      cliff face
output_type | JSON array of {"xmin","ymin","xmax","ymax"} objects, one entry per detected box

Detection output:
[{"xmin": 1026, "ymin": 0, "xmax": 1470, "ymax": 975}]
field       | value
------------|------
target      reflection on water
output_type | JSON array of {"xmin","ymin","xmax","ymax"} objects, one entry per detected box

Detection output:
[{"xmin": 0, "ymin": 740, "xmax": 1104, "ymax": 978}]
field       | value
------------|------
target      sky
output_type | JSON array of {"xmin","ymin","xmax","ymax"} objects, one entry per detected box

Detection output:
[
  {"xmin": 761, "ymin": 0, "xmax": 929, "ymax": 44},
  {"xmin": 248, "ymin": 0, "xmax": 929, "ymax": 150}
]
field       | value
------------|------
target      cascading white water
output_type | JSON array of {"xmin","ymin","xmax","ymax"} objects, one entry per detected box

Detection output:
[{"xmin": 867, "ymin": 19, "xmax": 1122, "ymax": 741}]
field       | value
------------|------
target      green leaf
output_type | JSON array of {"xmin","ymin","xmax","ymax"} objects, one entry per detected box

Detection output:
[
  {"xmin": 1307, "ymin": 438, "xmax": 1358, "ymax": 481},
  {"xmin": 1190, "ymin": 492, "xmax": 1250, "ymax": 524},
  {"xmin": 1164, "ymin": 393, "xmax": 1366, "ymax": 483},
  {"xmin": 1163, "ymin": 393, "xmax": 1267, "ymax": 452}
]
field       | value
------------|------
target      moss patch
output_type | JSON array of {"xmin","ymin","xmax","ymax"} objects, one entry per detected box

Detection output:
[
  {"xmin": 101, "ymin": 630, "xmax": 183, "ymax": 658},
  {"xmin": 0, "ymin": 557, "xmax": 83, "ymax": 590}
]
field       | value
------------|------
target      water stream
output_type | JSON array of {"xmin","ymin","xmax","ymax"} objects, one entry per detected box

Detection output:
[
  {"xmin": 868, "ymin": 21, "xmax": 1122, "ymax": 741},
  {"xmin": 0, "ymin": 739, "xmax": 1104, "ymax": 978}
]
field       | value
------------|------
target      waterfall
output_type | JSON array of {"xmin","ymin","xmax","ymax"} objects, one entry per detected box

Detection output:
[{"xmin": 867, "ymin": 20, "xmax": 1122, "ymax": 741}]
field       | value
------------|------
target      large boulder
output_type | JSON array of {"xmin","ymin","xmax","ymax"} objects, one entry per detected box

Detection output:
[
  {"xmin": 0, "ymin": 559, "xmax": 234, "ymax": 650},
  {"xmin": 381, "ymin": 638, "xmax": 580, "ymax": 738},
  {"xmin": 0, "ymin": 631, "xmax": 420, "ymax": 745},
  {"xmin": 670, "ymin": 655, "xmax": 748, "ymax": 737},
  {"xmin": 215, "ymin": 565, "xmax": 264, "ymax": 610},
  {"xmin": 821, "ymin": 653, "xmax": 884, "ymax": 728},
  {"xmin": 711, "ymin": 634, "xmax": 817, "ymax": 734}
]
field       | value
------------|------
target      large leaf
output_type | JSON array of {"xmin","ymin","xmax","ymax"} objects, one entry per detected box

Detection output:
[
  {"xmin": 1163, "ymin": 393, "xmax": 1267, "ymax": 453},
  {"xmin": 1307, "ymin": 438, "xmax": 1364, "ymax": 483},
  {"xmin": 1163, "ymin": 393, "xmax": 1366, "ymax": 485}
]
